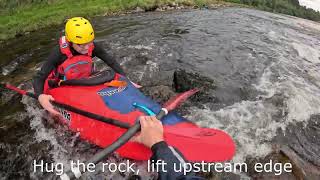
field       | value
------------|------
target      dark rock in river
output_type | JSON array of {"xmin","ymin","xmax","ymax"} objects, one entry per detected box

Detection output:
[{"xmin": 173, "ymin": 69, "xmax": 218, "ymax": 107}]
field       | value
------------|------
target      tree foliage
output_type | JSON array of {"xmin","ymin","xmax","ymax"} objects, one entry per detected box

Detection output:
[{"xmin": 225, "ymin": 0, "xmax": 320, "ymax": 21}]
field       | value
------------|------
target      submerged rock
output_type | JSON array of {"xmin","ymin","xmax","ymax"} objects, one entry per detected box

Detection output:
[
  {"xmin": 278, "ymin": 115, "xmax": 320, "ymax": 167},
  {"xmin": 280, "ymin": 145, "xmax": 320, "ymax": 180},
  {"xmin": 245, "ymin": 152, "xmax": 296, "ymax": 179},
  {"xmin": 275, "ymin": 115, "xmax": 320, "ymax": 179},
  {"xmin": 173, "ymin": 69, "xmax": 218, "ymax": 107},
  {"xmin": 141, "ymin": 85, "xmax": 175, "ymax": 104},
  {"xmin": 173, "ymin": 69, "xmax": 216, "ymax": 92}
]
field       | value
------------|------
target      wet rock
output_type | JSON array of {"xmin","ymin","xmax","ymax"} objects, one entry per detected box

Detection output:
[
  {"xmin": 134, "ymin": 7, "xmax": 144, "ymax": 13},
  {"xmin": 174, "ymin": 28, "xmax": 189, "ymax": 34},
  {"xmin": 199, "ymin": 171, "xmax": 241, "ymax": 180},
  {"xmin": 0, "ymin": 114, "xmax": 53, "ymax": 179},
  {"xmin": 173, "ymin": 69, "xmax": 216, "ymax": 92},
  {"xmin": 173, "ymin": 69, "xmax": 218, "ymax": 106},
  {"xmin": 280, "ymin": 116, "xmax": 320, "ymax": 167},
  {"xmin": 155, "ymin": 3, "xmax": 188, "ymax": 12},
  {"xmin": 265, "ymin": 93, "xmax": 287, "ymax": 108},
  {"xmin": 245, "ymin": 152, "xmax": 296, "ymax": 179},
  {"xmin": 127, "ymin": 174, "xmax": 141, "ymax": 180},
  {"xmin": 249, "ymin": 115, "xmax": 320, "ymax": 180},
  {"xmin": 265, "ymin": 93, "xmax": 289, "ymax": 123},
  {"xmin": 140, "ymin": 70, "xmax": 174, "ymax": 88},
  {"xmin": 0, "ymin": 87, "xmax": 22, "ymax": 107},
  {"xmin": 246, "ymin": 145, "xmax": 320, "ymax": 180},
  {"xmin": 1, "ymin": 53, "xmax": 33, "ymax": 76},
  {"xmin": 0, "ymin": 94, "xmax": 24, "ymax": 124},
  {"xmin": 155, "ymin": 7, "xmax": 165, "ymax": 12},
  {"xmin": 140, "ymin": 85, "xmax": 175, "ymax": 104},
  {"xmin": 207, "ymin": 3, "xmax": 232, "ymax": 10},
  {"xmin": 128, "ymin": 53, "xmax": 150, "ymax": 66},
  {"xmin": 168, "ymin": 2, "xmax": 178, "ymax": 7},
  {"xmin": 213, "ymin": 172, "xmax": 241, "ymax": 180},
  {"xmin": 251, "ymin": 173, "xmax": 296, "ymax": 180},
  {"xmin": 280, "ymin": 145, "xmax": 320, "ymax": 180},
  {"xmin": 144, "ymin": 5, "xmax": 158, "ymax": 12},
  {"xmin": 0, "ymin": 80, "xmax": 33, "ymax": 105},
  {"xmin": 274, "ymin": 115, "xmax": 320, "ymax": 179}
]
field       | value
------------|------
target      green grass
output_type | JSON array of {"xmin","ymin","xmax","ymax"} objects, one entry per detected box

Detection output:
[
  {"xmin": 3, "ymin": 0, "xmax": 319, "ymax": 42},
  {"xmin": 0, "ymin": 0, "xmax": 225, "ymax": 41}
]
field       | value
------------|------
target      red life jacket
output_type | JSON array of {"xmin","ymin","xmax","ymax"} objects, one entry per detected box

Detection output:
[{"xmin": 56, "ymin": 36, "xmax": 94, "ymax": 80}]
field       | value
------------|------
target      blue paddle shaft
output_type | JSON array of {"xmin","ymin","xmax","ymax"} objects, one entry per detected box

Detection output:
[{"xmin": 133, "ymin": 102, "xmax": 156, "ymax": 115}]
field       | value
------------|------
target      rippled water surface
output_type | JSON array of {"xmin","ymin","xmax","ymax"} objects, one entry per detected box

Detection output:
[{"xmin": 1, "ymin": 8, "xmax": 320, "ymax": 179}]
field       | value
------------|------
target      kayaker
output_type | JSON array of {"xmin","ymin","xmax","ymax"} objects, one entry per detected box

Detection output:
[
  {"xmin": 135, "ymin": 116, "xmax": 205, "ymax": 180},
  {"xmin": 33, "ymin": 17, "xmax": 140, "ymax": 115}
]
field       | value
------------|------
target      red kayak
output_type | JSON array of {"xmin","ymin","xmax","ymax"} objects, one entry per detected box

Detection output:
[{"xmin": 43, "ymin": 71, "xmax": 236, "ymax": 162}]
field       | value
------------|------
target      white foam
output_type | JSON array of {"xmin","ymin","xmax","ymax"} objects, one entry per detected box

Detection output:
[
  {"xmin": 189, "ymin": 30, "xmax": 320, "ymax": 162},
  {"xmin": 21, "ymin": 96, "xmax": 70, "ymax": 169},
  {"xmin": 291, "ymin": 42, "xmax": 320, "ymax": 64},
  {"xmin": 128, "ymin": 45, "xmax": 152, "ymax": 50},
  {"xmin": 146, "ymin": 60, "xmax": 159, "ymax": 77},
  {"xmin": 1, "ymin": 62, "xmax": 18, "ymax": 76},
  {"xmin": 21, "ymin": 95, "xmax": 154, "ymax": 179},
  {"xmin": 253, "ymin": 63, "xmax": 278, "ymax": 98},
  {"xmin": 189, "ymin": 100, "xmax": 276, "ymax": 163},
  {"xmin": 284, "ymin": 76, "xmax": 320, "ymax": 122}
]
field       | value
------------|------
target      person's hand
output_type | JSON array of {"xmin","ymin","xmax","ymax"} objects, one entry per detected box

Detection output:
[
  {"xmin": 133, "ymin": 116, "xmax": 164, "ymax": 148},
  {"xmin": 38, "ymin": 94, "xmax": 60, "ymax": 116},
  {"xmin": 130, "ymin": 81, "xmax": 142, "ymax": 88}
]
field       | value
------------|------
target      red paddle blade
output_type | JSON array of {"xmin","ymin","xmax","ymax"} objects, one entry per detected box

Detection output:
[
  {"xmin": 4, "ymin": 84, "xmax": 27, "ymax": 95},
  {"xmin": 163, "ymin": 88, "xmax": 199, "ymax": 111}
]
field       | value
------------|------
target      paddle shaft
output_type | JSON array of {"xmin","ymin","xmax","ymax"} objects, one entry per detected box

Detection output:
[
  {"xmin": 3, "ymin": 84, "xmax": 196, "ymax": 180},
  {"xmin": 4, "ymin": 84, "xmax": 168, "ymax": 179},
  {"xmin": 60, "ymin": 110, "xmax": 166, "ymax": 180},
  {"xmin": 6, "ymin": 84, "xmax": 168, "ymax": 180},
  {"xmin": 4, "ymin": 84, "xmax": 196, "ymax": 131},
  {"xmin": 5, "ymin": 84, "xmax": 131, "ymax": 129},
  {"xmin": 89, "ymin": 110, "xmax": 166, "ymax": 164}
]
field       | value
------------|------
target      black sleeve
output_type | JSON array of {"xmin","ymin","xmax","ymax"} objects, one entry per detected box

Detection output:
[
  {"xmin": 92, "ymin": 43, "xmax": 126, "ymax": 76},
  {"xmin": 151, "ymin": 141, "xmax": 205, "ymax": 180},
  {"xmin": 33, "ymin": 46, "xmax": 65, "ymax": 98}
]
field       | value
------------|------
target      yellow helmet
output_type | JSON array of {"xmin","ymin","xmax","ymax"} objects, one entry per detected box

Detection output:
[{"xmin": 65, "ymin": 17, "xmax": 95, "ymax": 44}]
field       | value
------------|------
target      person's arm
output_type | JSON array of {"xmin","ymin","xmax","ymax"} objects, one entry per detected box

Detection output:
[
  {"xmin": 151, "ymin": 141, "xmax": 204, "ymax": 180},
  {"xmin": 135, "ymin": 116, "xmax": 204, "ymax": 180},
  {"xmin": 93, "ymin": 43, "xmax": 142, "ymax": 88},
  {"xmin": 33, "ymin": 46, "xmax": 63, "ymax": 97},
  {"xmin": 33, "ymin": 46, "xmax": 64, "ymax": 115},
  {"xmin": 92, "ymin": 43, "xmax": 126, "ymax": 76}
]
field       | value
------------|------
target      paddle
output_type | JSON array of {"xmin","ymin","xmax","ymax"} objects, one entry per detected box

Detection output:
[
  {"xmin": 61, "ymin": 89, "xmax": 199, "ymax": 180},
  {"xmin": 1, "ymin": 83, "xmax": 199, "ymax": 179},
  {"xmin": 2, "ymin": 83, "xmax": 198, "ymax": 130},
  {"xmin": 3, "ymin": 84, "xmax": 131, "ymax": 129}
]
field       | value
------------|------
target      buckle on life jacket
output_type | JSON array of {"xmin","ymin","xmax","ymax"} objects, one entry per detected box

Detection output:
[
  {"xmin": 60, "ymin": 36, "xmax": 69, "ymax": 49},
  {"xmin": 61, "ymin": 42, "xmax": 68, "ymax": 48}
]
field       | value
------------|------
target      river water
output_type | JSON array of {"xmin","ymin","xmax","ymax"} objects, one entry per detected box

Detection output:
[{"xmin": 0, "ymin": 7, "xmax": 320, "ymax": 179}]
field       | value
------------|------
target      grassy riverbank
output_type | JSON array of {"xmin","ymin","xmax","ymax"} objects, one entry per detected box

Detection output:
[
  {"xmin": 0, "ymin": 0, "xmax": 230, "ymax": 41},
  {"xmin": 1, "ymin": 0, "xmax": 319, "ymax": 42}
]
